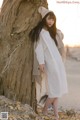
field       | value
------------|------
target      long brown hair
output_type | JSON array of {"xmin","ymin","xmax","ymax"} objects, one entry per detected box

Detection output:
[{"xmin": 29, "ymin": 12, "xmax": 58, "ymax": 46}]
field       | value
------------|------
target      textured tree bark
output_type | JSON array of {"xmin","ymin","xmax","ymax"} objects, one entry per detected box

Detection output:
[{"xmin": 0, "ymin": 0, "xmax": 48, "ymax": 109}]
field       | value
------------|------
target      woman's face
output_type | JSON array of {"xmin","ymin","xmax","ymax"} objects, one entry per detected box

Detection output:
[{"xmin": 46, "ymin": 15, "xmax": 54, "ymax": 27}]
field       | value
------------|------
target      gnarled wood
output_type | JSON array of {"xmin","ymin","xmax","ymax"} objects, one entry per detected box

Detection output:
[{"xmin": 0, "ymin": 0, "xmax": 48, "ymax": 109}]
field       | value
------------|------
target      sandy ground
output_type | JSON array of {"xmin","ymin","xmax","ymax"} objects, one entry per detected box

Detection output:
[{"xmin": 59, "ymin": 57, "xmax": 80, "ymax": 112}]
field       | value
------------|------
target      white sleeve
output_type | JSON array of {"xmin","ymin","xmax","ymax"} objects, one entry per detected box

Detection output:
[{"xmin": 35, "ymin": 39, "xmax": 45, "ymax": 65}]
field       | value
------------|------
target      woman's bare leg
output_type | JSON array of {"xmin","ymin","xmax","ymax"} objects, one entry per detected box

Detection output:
[
  {"xmin": 42, "ymin": 98, "xmax": 53, "ymax": 115},
  {"xmin": 52, "ymin": 98, "xmax": 59, "ymax": 120}
]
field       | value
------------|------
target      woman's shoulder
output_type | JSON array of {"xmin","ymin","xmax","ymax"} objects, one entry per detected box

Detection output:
[
  {"xmin": 56, "ymin": 29, "xmax": 64, "ymax": 40},
  {"xmin": 40, "ymin": 28, "xmax": 49, "ymax": 37}
]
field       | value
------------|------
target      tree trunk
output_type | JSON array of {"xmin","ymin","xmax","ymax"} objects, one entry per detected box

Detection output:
[{"xmin": 0, "ymin": 0, "xmax": 48, "ymax": 109}]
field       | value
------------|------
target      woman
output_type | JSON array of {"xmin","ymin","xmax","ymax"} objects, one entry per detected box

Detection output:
[{"xmin": 29, "ymin": 6, "xmax": 68, "ymax": 120}]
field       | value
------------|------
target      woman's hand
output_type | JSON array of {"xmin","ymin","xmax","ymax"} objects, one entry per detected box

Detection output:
[{"xmin": 39, "ymin": 64, "xmax": 45, "ymax": 73}]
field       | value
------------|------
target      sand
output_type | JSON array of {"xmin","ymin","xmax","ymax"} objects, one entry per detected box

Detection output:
[{"xmin": 59, "ymin": 50, "xmax": 80, "ymax": 112}]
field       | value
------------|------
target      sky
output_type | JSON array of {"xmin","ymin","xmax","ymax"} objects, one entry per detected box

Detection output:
[
  {"xmin": 0, "ymin": 0, "xmax": 3, "ymax": 7},
  {"xmin": 0, "ymin": 0, "xmax": 80, "ymax": 46}
]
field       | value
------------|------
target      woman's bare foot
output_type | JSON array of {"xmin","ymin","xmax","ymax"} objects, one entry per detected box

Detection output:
[
  {"xmin": 54, "ymin": 115, "xmax": 59, "ymax": 120},
  {"xmin": 52, "ymin": 98, "xmax": 59, "ymax": 120}
]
